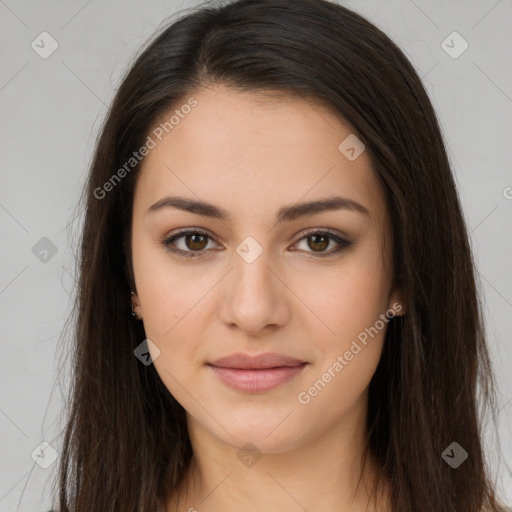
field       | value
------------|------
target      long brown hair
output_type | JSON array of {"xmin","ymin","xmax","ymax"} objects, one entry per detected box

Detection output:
[{"xmin": 51, "ymin": 0, "xmax": 508, "ymax": 510}]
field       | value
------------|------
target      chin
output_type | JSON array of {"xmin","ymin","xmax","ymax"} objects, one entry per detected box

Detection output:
[{"xmin": 212, "ymin": 413, "xmax": 310, "ymax": 454}]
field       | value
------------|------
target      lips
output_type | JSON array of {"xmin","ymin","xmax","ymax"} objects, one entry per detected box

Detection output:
[
  {"xmin": 207, "ymin": 352, "xmax": 308, "ymax": 392},
  {"xmin": 208, "ymin": 352, "xmax": 306, "ymax": 370}
]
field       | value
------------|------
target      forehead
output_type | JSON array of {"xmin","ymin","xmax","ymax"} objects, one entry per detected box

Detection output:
[{"xmin": 134, "ymin": 85, "xmax": 387, "ymax": 228}]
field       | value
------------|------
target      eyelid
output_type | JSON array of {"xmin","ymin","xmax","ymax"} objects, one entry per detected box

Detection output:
[
  {"xmin": 159, "ymin": 227, "xmax": 221, "ymax": 251},
  {"xmin": 297, "ymin": 226, "xmax": 350, "ymax": 241}
]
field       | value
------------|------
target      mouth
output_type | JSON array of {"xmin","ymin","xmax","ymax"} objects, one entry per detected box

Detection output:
[{"xmin": 206, "ymin": 352, "xmax": 308, "ymax": 392}]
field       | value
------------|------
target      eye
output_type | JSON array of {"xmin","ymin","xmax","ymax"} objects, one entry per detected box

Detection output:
[
  {"xmin": 160, "ymin": 228, "xmax": 352, "ymax": 259},
  {"xmin": 160, "ymin": 229, "xmax": 220, "ymax": 259},
  {"xmin": 292, "ymin": 229, "xmax": 352, "ymax": 257}
]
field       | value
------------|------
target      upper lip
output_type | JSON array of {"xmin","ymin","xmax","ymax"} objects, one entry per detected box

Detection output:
[{"xmin": 208, "ymin": 352, "xmax": 307, "ymax": 370}]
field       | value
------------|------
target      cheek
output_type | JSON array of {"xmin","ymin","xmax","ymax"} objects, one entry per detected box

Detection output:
[
  {"xmin": 133, "ymin": 238, "xmax": 214, "ymax": 340},
  {"xmin": 139, "ymin": 273, "xmax": 207, "ymax": 409},
  {"xmin": 133, "ymin": 252, "xmax": 223, "ymax": 387},
  {"xmin": 298, "ymin": 276, "xmax": 387, "ymax": 383},
  {"xmin": 139, "ymin": 277, "xmax": 205, "ymax": 378},
  {"xmin": 296, "ymin": 340, "xmax": 383, "ymax": 424},
  {"xmin": 290, "ymin": 247, "xmax": 390, "ymax": 403},
  {"xmin": 293, "ymin": 273, "xmax": 390, "ymax": 415},
  {"xmin": 291, "ymin": 249, "xmax": 390, "ymax": 346}
]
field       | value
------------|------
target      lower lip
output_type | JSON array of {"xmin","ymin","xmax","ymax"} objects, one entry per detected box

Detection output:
[{"xmin": 207, "ymin": 363, "xmax": 307, "ymax": 392}]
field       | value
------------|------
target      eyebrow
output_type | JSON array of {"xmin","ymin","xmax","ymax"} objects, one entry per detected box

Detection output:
[{"xmin": 146, "ymin": 195, "xmax": 370, "ymax": 223}]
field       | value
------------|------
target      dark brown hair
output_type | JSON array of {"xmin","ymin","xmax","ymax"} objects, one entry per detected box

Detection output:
[{"xmin": 51, "ymin": 0, "xmax": 508, "ymax": 510}]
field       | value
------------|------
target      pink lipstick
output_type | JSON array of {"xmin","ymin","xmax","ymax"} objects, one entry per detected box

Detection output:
[{"xmin": 207, "ymin": 352, "xmax": 308, "ymax": 392}]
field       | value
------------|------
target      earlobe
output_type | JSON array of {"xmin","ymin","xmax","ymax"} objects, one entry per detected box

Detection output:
[{"xmin": 130, "ymin": 290, "xmax": 143, "ymax": 320}]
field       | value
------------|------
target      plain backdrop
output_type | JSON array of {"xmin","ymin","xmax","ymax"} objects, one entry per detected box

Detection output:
[{"xmin": 0, "ymin": 0, "xmax": 511, "ymax": 510}]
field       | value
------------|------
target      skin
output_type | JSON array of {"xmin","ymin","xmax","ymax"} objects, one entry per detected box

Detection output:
[{"xmin": 130, "ymin": 85, "xmax": 406, "ymax": 512}]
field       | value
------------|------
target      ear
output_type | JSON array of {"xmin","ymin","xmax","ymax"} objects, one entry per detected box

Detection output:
[
  {"xmin": 388, "ymin": 285, "xmax": 407, "ymax": 317},
  {"xmin": 130, "ymin": 290, "xmax": 143, "ymax": 320}
]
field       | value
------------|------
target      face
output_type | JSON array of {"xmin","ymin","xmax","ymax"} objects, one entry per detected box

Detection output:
[{"xmin": 130, "ymin": 85, "xmax": 404, "ymax": 454}]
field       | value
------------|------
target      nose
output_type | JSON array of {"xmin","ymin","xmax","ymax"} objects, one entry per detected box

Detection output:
[{"xmin": 218, "ymin": 249, "xmax": 291, "ymax": 337}]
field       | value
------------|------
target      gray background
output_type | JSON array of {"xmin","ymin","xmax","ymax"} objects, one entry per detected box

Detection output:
[{"xmin": 0, "ymin": 0, "xmax": 511, "ymax": 510}]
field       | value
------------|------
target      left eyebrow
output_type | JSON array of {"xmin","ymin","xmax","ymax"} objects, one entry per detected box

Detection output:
[{"xmin": 145, "ymin": 195, "xmax": 370, "ymax": 223}]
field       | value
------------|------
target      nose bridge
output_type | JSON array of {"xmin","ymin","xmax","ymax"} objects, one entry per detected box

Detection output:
[
  {"xmin": 235, "ymin": 242, "xmax": 274, "ymax": 296},
  {"xmin": 219, "ymin": 237, "xmax": 289, "ymax": 334}
]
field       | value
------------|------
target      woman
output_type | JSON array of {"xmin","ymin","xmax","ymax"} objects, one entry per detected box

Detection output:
[{"xmin": 50, "ymin": 0, "xmax": 510, "ymax": 510}]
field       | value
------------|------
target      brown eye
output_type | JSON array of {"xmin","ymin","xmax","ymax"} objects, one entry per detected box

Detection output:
[
  {"xmin": 293, "ymin": 230, "xmax": 352, "ymax": 257},
  {"xmin": 307, "ymin": 234, "xmax": 330, "ymax": 252},
  {"xmin": 185, "ymin": 233, "xmax": 208, "ymax": 251},
  {"xmin": 161, "ymin": 229, "xmax": 219, "ymax": 258},
  {"xmin": 161, "ymin": 228, "xmax": 352, "ymax": 260}
]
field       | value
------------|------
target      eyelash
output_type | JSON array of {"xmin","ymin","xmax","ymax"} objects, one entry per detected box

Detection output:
[{"xmin": 160, "ymin": 228, "xmax": 352, "ymax": 259}]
